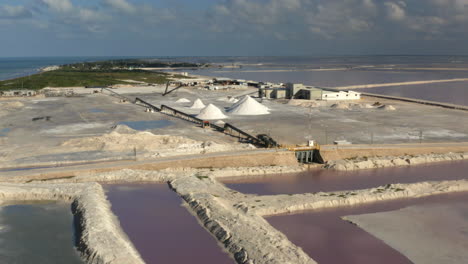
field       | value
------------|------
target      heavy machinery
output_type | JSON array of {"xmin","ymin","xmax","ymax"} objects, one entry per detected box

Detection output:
[{"xmin": 256, "ymin": 134, "xmax": 279, "ymax": 148}]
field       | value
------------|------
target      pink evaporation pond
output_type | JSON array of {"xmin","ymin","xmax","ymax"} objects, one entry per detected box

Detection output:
[
  {"xmin": 222, "ymin": 160, "xmax": 468, "ymax": 195},
  {"xmin": 104, "ymin": 184, "xmax": 233, "ymax": 264},
  {"xmin": 267, "ymin": 192, "xmax": 468, "ymax": 264}
]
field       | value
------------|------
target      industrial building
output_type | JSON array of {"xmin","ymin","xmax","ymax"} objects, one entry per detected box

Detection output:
[
  {"xmin": 260, "ymin": 83, "xmax": 361, "ymax": 101},
  {"xmin": 0, "ymin": 90, "xmax": 37, "ymax": 97}
]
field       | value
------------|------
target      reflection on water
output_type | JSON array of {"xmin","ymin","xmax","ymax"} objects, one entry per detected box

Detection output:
[
  {"xmin": 366, "ymin": 82, "xmax": 468, "ymax": 106},
  {"xmin": 267, "ymin": 192, "xmax": 468, "ymax": 264},
  {"xmin": 223, "ymin": 160, "xmax": 468, "ymax": 195},
  {"xmin": 0, "ymin": 202, "xmax": 83, "ymax": 264},
  {"xmin": 118, "ymin": 120, "xmax": 173, "ymax": 131},
  {"xmin": 104, "ymin": 184, "xmax": 233, "ymax": 264}
]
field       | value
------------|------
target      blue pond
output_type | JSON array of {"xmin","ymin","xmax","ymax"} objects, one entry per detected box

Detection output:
[
  {"xmin": 118, "ymin": 120, "xmax": 173, "ymax": 131},
  {"xmin": 89, "ymin": 108, "xmax": 105, "ymax": 113},
  {"xmin": 0, "ymin": 128, "xmax": 11, "ymax": 137}
]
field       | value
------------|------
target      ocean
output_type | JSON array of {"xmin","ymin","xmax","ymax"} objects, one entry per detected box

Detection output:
[
  {"xmin": 0, "ymin": 56, "xmax": 137, "ymax": 81},
  {"xmin": 179, "ymin": 56, "xmax": 468, "ymax": 106},
  {"xmin": 1, "ymin": 56, "xmax": 467, "ymax": 105}
]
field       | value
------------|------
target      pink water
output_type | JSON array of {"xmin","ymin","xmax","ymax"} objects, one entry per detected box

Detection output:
[
  {"xmin": 104, "ymin": 184, "xmax": 233, "ymax": 264},
  {"xmin": 223, "ymin": 160, "xmax": 468, "ymax": 195},
  {"xmin": 268, "ymin": 192, "xmax": 468, "ymax": 264}
]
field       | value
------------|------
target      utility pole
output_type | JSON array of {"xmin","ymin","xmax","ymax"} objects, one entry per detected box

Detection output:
[{"xmin": 308, "ymin": 107, "xmax": 312, "ymax": 141}]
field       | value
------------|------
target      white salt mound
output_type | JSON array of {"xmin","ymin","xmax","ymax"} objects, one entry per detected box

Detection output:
[
  {"xmin": 378, "ymin": 105, "xmax": 396, "ymax": 111},
  {"xmin": 190, "ymin": 98, "xmax": 206, "ymax": 109},
  {"xmin": 1, "ymin": 101, "xmax": 24, "ymax": 109},
  {"xmin": 330, "ymin": 103, "xmax": 350, "ymax": 110},
  {"xmin": 288, "ymin": 99, "xmax": 319, "ymax": 108},
  {"xmin": 111, "ymin": 124, "xmax": 137, "ymax": 134},
  {"xmin": 196, "ymin": 104, "xmax": 228, "ymax": 120},
  {"xmin": 227, "ymin": 95, "xmax": 270, "ymax": 115},
  {"xmin": 176, "ymin": 98, "xmax": 191, "ymax": 103},
  {"xmin": 215, "ymin": 120, "xmax": 226, "ymax": 126}
]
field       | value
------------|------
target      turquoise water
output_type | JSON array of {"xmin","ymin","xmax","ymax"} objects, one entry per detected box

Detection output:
[
  {"xmin": 0, "ymin": 57, "xmax": 133, "ymax": 81},
  {"xmin": 0, "ymin": 202, "xmax": 84, "ymax": 264}
]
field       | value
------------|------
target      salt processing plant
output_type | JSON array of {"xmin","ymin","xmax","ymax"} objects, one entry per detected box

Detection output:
[{"xmin": 0, "ymin": 69, "xmax": 468, "ymax": 264}]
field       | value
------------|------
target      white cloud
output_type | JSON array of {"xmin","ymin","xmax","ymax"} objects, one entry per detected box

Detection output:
[
  {"xmin": 385, "ymin": 2, "xmax": 406, "ymax": 21},
  {"xmin": 103, "ymin": 0, "xmax": 136, "ymax": 14},
  {"xmin": 0, "ymin": 5, "xmax": 32, "ymax": 19},
  {"xmin": 7, "ymin": 0, "xmax": 468, "ymax": 47},
  {"xmin": 42, "ymin": 0, "xmax": 73, "ymax": 13}
]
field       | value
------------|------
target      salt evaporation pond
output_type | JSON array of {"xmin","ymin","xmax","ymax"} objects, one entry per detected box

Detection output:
[
  {"xmin": 118, "ymin": 120, "xmax": 173, "ymax": 131},
  {"xmin": 365, "ymin": 81, "xmax": 468, "ymax": 106},
  {"xmin": 104, "ymin": 184, "xmax": 233, "ymax": 264},
  {"xmin": 0, "ymin": 201, "xmax": 83, "ymax": 264},
  {"xmin": 188, "ymin": 67, "xmax": 468, "ymax": 106},
  {"xmin": 267, "ymin": 191, "xmax": 468, "ymax": 264},
  {"xmin": 223, "ymin": 160, "xmax": 468, "ymax": 195}
]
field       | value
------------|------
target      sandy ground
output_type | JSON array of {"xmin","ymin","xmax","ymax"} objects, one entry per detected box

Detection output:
[
  {"xmin": 344, "ymin": 203, "xmax": 468, "ymax": 264},
  {"xmin": 138, "ymin": 87, "xmax": 468, "ymax": 145},
  {"xmin": 1, "ymin": 85, "xmax": 468, "ymax": 264},
  {"xmin": 1, "ymin": 85, "xmax": 467, "ymax": 168}
]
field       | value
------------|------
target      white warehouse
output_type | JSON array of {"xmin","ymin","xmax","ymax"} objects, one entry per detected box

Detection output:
[{"xmin": 321, "ymin": 90, "xmax": 361, "ymax": 101}]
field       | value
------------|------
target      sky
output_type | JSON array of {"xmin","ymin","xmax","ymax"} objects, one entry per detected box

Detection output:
[{"xmin": 1, "ymin": 0, "xmax": 468, "ymax": 57}]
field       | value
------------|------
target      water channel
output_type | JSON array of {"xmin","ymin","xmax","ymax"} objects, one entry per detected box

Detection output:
[
  {"xmin": 223, "ymin": 160, "xmax": 468, "ymax": 195},
  {"xmin": 104, "ymin": 184, "xmax": 233, "ymax": 264}
]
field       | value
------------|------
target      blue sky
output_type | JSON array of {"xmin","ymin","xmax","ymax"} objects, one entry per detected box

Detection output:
[{"xmin": 1, "ymin": 0, "xmax": 468, "ymax": 57}]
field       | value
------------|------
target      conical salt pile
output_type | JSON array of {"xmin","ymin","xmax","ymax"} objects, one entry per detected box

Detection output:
[
  {"xmin": 190, "ymin": 98, "xmax": 206, "ymax": 109},
  {"xmin": 217, "ymin": 96, "xmax": 239, "ymax": 103},
  {"xmin": 196, "ymin": 104, "xmax": 228, "ymax": 120},
  {"xmin": 227, "ymin": 95, "xmax": 270, "ymax": 115},
  {"xmin": 176, "ymin": 98, "xmax": 191, "ymax": 103}
]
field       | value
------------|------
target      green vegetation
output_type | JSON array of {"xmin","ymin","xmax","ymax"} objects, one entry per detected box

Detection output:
[
  {"xmin": 0, "ymin": 59, "xmax": 200, "ymax": 91},
  {"xmin": 195, "ymin": 175, "xmax": 209, "ymax": 180},
  {"xmin": 61, "ymin": 59, "xmax": 202, "ymax": 71},
  {"xmin": 0, "ymin": 69, "xmax": 176, "ymax": 91}
]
